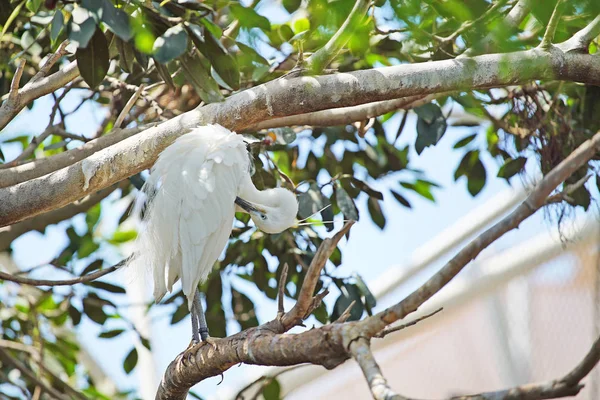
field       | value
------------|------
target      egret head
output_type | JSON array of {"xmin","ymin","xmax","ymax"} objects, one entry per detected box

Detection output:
[{"xmin": 236, "ymin": 188, "xmax": 298, "ymax": 234}]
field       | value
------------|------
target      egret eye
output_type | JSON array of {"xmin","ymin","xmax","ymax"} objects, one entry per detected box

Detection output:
[{"xmin": 260, "ymin": 214, "xmax": 267, "ymax": 220}]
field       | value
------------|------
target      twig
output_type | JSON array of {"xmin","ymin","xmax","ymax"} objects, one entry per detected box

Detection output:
[
  {"xmin": 545, "ymin": 173, "xmax": 592, "ymax": 204},
  {"xmin": 306, "ymin": 0, "xmax": 370, "ymax": 73},
  {"xmin": 539, "ymin": 0, "xmax": 564, "ymax": 49},
  {"xmin": 277, "ymin": 263, "xmax": 289, "ymax": 318},
  {"xmin": 281, "ymin": 221, "xmax": 354, "ymax": 328},
  {"xmin": 9, "ymin": 59, "xmax": 26, "ymax": 102},
  {"xmin": 2, "ymin": 127, "xmax": 55, "ymax": 167},
  {"xmin": 0, "ymin": 61, "xmax": 79, "ymax": 131},
  {"xmin": 32, "ymin": 40, "xmax": 70, "ymax": 83},
  {"xmin": 336, "ymin": 300, "xmax": 357, "ymax": 323},
  {"xmin": 374, "ymin": 307, "xmax": 443, "ymax": 338},
  {"xmin": 115, "ymin": 84, "xmax": 145, "ymax": 128},
  {"xmin": 0, "ymin": 256, "xmax": 130, "ymax": 287},
  {"xmin": 440, "ymin": 0, "xmax": 509, "ymax": 43}
]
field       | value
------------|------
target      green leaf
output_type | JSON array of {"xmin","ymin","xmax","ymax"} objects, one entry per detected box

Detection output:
[
  {"xmin": 78, "ymin": 236, "xmax": 99, "ymax": 258},
  {"xmin": 331, "ymin": 283, "xmax": 363, "ymax": 322},
  {"xmin": 230, "ymin": 4, "xmax": 271, "ymax": 32},
  {"xmin": 263, "ymin": 378, "xmax": 281, "ymax": 400},
  {"xmin": 367, "ymin": 197, "xmax": 386, "ymax": 229},
  {"xmin": 109, "ymin": 229, "xmax": 137, "ymax": 244},
  {"xmin": 497, "ymin": 157, "xmax": 527, "ymax": 179},
  {"xmin": 353, "ymin": 273, "xmax": 376, "ymax": 312},
  {"xmin": 201, "ymin": 30, "xmax": 240, "ymax": 90},
  {"xmin": 200, "ymin": 18, "xmax": 222, "ymax": 38},
  {"xmin": 76, "ymin": 27, "xmax": 109, "ymax": 89},
  {"xmin": 351, "ymin": 178, "xmax": 384, "ymax": 200},
  {"xmin": 390, "ymin": 190, "xmax": 411, "ymax": 208},
  {"xmin": 453, "ymin": 133, "xmax": 477, "ymax": 149},
  {"xmin": 170, "ymin": 301, "xmax": 188, "ymax": 324},
  {"xmin": 82, "ymin": 297, "xmax": 108, "ymax": 325},
  {"xmin": 231, "ymin": 287, "xmax": 259, "ymax": 330},
  {"xmin": 116, "ymin": 37, "xmax": 135, "ymax": 73},
  {"xmin": 89, "ymin": 281, "xmax": 126, "ymax": 294},
  {"xmin": 414, "ymin": 103, "xmax": 447, "ymax": 154},
  {"xmin": 50, "ymin": 10, "xmax": 64, "ymax": 44},
  {"xmin": 153, "ymin": 24, "xmax": 188, "ymax": 64},
  {"xmin": 467, "ymin": 157, "xmax": 487, "ymax": 196},
  {"xmin": 282, "ymin": 0, "xmax": 301, "ymax": 13},
  {"xmin": 180, "ymin": 52, "xmax": 224, "ymax": 103},
  {"xmin": 399, "ymin": 179, "xmax": 438, "ymax": 202},
  {"xmin": 123, "ymin": 348, "xmax": 138, "ymax": 374},
  {"xmin": 26, "ymin": 0, "xmax": 42, "ymax": 13},
  {"xmin": 99, "ymin": 0, "xmax": 132, "ymax": 41},
  {"xmin": 335, "ymin": 183, "xmax": 359, "ymax": 221},
  {"xmin": 86, "ymin": 203, "xmax": 101, "ymax": 232},
  {"xmin": 81, "ymin": 259, "xmax": 103, "ymax": 276},
  {"xmin": 189, "ymin": 392, "xmax": 205, "ymax": 400},
  {"xmin": 569, "ymin": 185, "xmax": 591, "ymax": 210},
  {"xmin": 99, "ymin": 329, "xmax": 125, "ymax": 339}
]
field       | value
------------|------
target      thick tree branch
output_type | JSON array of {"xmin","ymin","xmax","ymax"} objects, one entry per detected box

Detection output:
[
  {"xmin": 0, "ymin": 182, "xmax": 126, "ymax": 251},
  {"xmin": 2, "ymin": 46, "xmax": 600, "ymax": 227},
  {"xmin": 247, "ymin": 96, "xmax": 432, "ymax": 131},
  {"xmin": 156, "ymin": 128, "xmax": 600, "ymax": 400},
  {"xmin": 0, "ymin": 123, "xmax": 156, "ymax": 188},
  {"xmin": 0, "ymin": 61, "xmax": 79, "ymax": 131},
  {"xmin": 0, "ymin": 257, "xmax": 129, "ymax": 287}
]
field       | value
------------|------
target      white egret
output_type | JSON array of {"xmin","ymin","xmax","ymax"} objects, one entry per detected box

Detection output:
[{"xmin": 131, "ymin": 124, "xmax": 298, "ymax": 343}]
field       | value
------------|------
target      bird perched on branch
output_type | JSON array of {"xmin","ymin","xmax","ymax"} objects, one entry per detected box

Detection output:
[{"xmin": 131, "ymin": 124, "xmax": 298, "ymax": 344}]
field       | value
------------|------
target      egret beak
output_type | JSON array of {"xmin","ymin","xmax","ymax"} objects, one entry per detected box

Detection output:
[{"xmin": 235, "ymin": 197, "xmax": 266, "ymax": 214}]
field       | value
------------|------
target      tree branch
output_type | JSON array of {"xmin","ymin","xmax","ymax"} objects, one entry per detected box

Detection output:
[
  {"xmin": 305, "ymin": 0, "xmax": 371, "ymax": 73},
  {"xmin": 539, "ymin": 0, "xmax": 564, "ymax": 49},
  {"xmin": 0, "ymin": 181, "xmax": 126, "ymax": 251},
  {"xmin": 461, "ymin": 0, "xmax": 532, "ymax": 57},
  {"xmin": 246, "ymin": 96, "xmax": 432, "ymax": 132},
  {"xmin": 0, "ymin": 256, "xmax": 129, "ymax": 287},
  {"xmin": 2, "ymin": 46, "xmax": 600, "ymax": 227},
  {"xmin": 0, "ymin": 123, "xmax": 156, "ymax": 188},
  {"xmin": 351, "ymin": 338, "xmax": 405, "ymax": 400},
  {"xmin": 0, "ymin": 61, "xmax": 79, "ymax": 131}
]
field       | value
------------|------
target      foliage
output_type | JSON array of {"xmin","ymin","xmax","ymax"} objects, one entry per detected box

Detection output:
[{"xmin": 0, "ymin": 0, "xmax": 599, "ymax": 398}]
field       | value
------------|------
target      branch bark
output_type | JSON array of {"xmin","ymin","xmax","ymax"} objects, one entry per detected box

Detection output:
[{"xmin": 2, "ymin": 46, "xmax": 600, "ymax": 227}]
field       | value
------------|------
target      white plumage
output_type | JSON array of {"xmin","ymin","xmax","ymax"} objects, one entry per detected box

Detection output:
[{"xmin": 130, "ymin": 124, "xmax": 298, "ymax": 342}]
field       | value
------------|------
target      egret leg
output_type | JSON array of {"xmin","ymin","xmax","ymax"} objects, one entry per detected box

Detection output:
[{"xmin": 191, "ymin": 289, "xmax": 210, "ymax": 343}]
